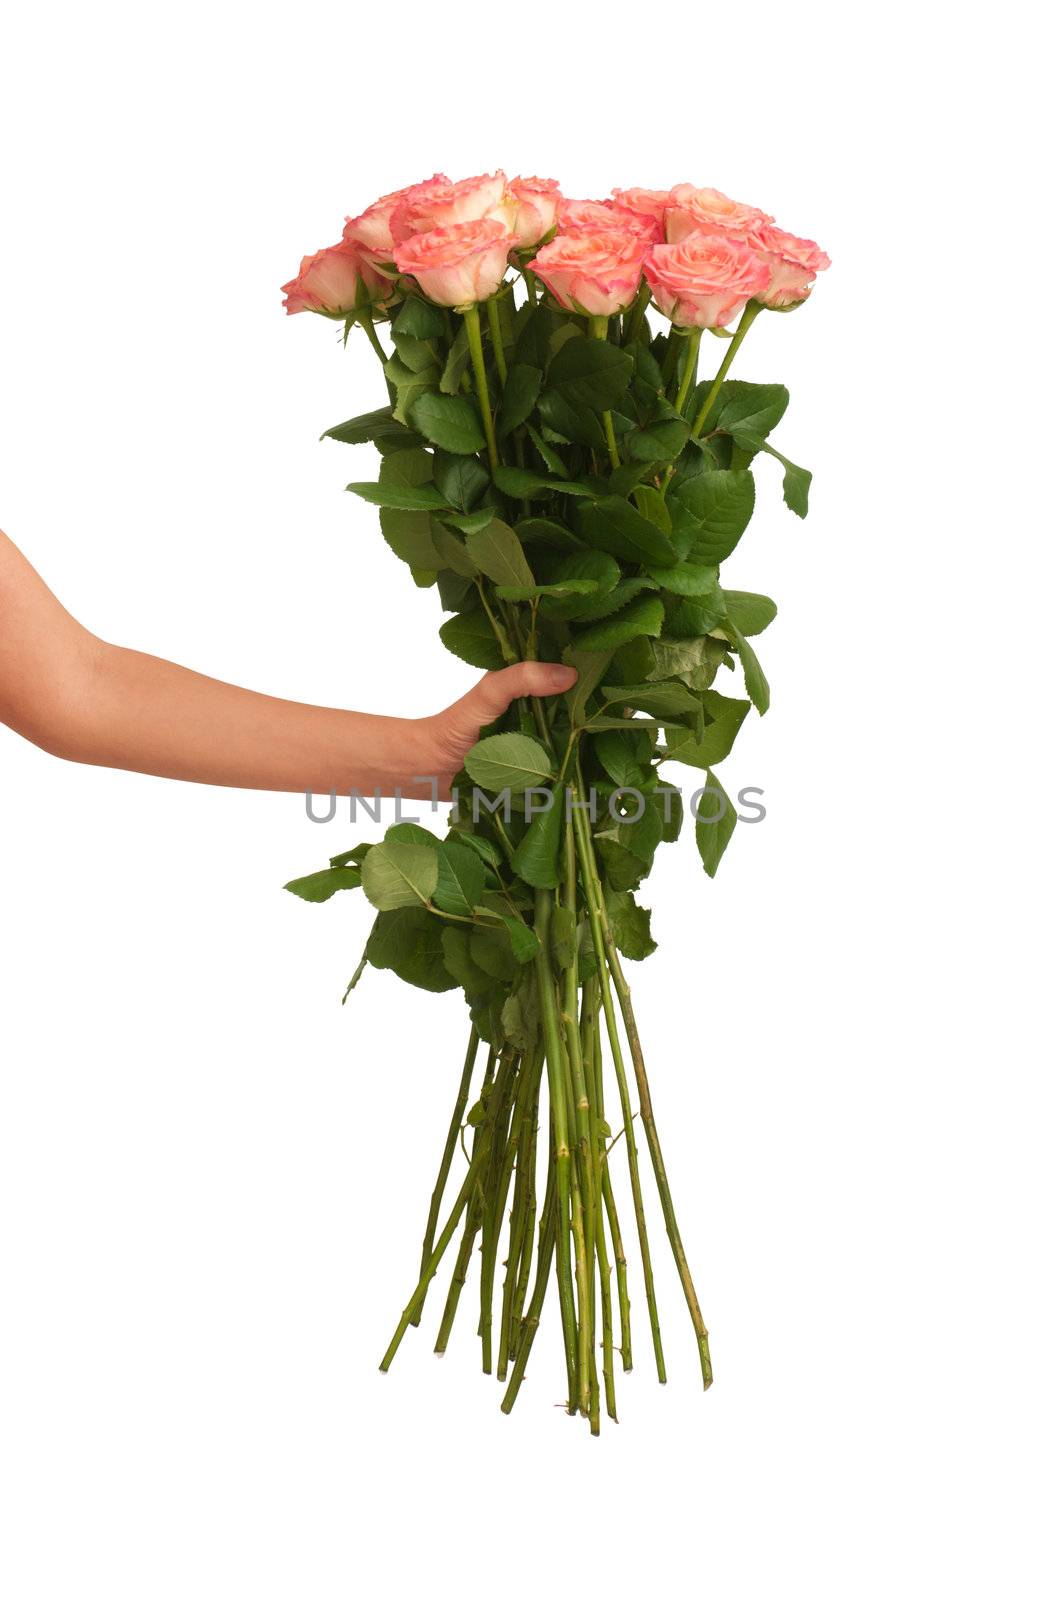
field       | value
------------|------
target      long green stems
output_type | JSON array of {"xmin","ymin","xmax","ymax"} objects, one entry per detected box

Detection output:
[
  {"xmin": 411, "ymin": 1024, "xmax": 479, "ymax": 1326},
  {"xmin": 623, "ymin": 280, "xmax": 651, "ymax": 344},
  {"xmin": 690, "ymin": 299, "xmax": 762, "ymax": 439},
  {"xmin": 463, "ymin": 304, "xmax": 499, "ymax": 470},
  {"xmin": 589, "ymin": 314, "xmax": 622, "ymax": 470},
  {"xmin": 486, "ymin": 296, "xmax": 508, "ymax": 385},
  {"xmin": 355, "ymin": 309, "xmax": 388, "ymax": 364},
  {"xmin": 571, "ymin": 793, "xmax": 667, "ymax": 1384}
]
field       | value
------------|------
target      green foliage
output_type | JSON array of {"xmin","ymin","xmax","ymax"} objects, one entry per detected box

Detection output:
[
  {"xmin": 465, "ymin": 733, "xmax": 555, "ymax": 793},
  {"xmin": 284, "ymin": 866, "xmax": 363, "ymax": 902}
]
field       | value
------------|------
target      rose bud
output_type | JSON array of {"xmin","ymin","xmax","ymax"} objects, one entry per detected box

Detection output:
[
  {"xmin": 508, "ymin": 176, "xmax": 562, "ymax": 250},
  {"xmin": 748, "ymin": 223, "xmax": 831, "ymax": 308},
  {"xmin": 281, "ymin": 242, "xmax": 394, "ymax": 316}
]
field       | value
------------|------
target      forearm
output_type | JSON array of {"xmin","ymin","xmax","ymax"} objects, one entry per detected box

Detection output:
[{"xmin": 46, "ymin": 640, "xmax": 439, "ymax": 794}]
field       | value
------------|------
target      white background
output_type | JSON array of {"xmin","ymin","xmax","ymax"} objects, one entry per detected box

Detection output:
[{"xmin": 1, "ymin": 3, "xmax": 1059, "ymax": 1595}]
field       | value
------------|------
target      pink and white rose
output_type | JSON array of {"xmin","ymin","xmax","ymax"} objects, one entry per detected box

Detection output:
[
  {"xmin": 508, "ymin": 175, "xmax": 562, "ymax": 250},
  {"xmin": 644, "ymin": 233, "xmax": 771, "ymax": 329},
  {"xmin": 664, "ymin": 184, "xmax": 773, "ymax": 244},
  {"xmin": 748, "ymin": 223, "xmax": 831, "ymax": 308},
  {"xmin": 343, "ymin": 174, "xmax": 449, "ymax": 262},
  {"xmin": 557, "ymin": 197, "xmax": 660, "ymax": 244},
  {"xmin": 281, "ymin": 242, "xmax": 394, "ymax": 316},
  {"xmin": 393, "ymin": 219, "xmax": 517, "ymax": 307},
  {"xmin": 529, "ymin": 228, "xmax": 650, "ymax": 317},
  {"xmin": 391, "ymin": 171, "xmax": 518, "ymax": 244},
  {"xmin": 610, "ymin": 187, "xmax": 672, "ymax": 229}
]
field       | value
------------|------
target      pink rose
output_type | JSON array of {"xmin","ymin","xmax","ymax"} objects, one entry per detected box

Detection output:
[
  {"xmin": 557, "ymin": 197, "xmax": 660, "ymax": 244},
  {"xmin": 664, "ymin": 184, "xmax": 774, "ymax": 244},
  {"xmin": 748, "ymin": 223, "xmax": 831, "ymax": 308},
  {"xmin": 644, "ymin": 233, "xmax": 772, "ymax": 330},
  {"xmin": 343, "ymin": 174, "xmax": 449, "ymax": 262},
  {"xmin": 528, "ymin": 228, "xmax": 650, "ymax": 317},
  {"xmin": 281, "ymin": 241, "xmax": 394, "ymax": 316},
  {"xmin": 509, "ymin": 175, "xmax": 562, "ymax": 250},
  {"xmin": 391, "ymin": 171, "xmax": 517, "ymax": 244},
  {"xmin": 610, "ymin": 187, "xmax": 672, "ymax": 228},
  {"xmin": 393, "ymin": 219, "xmax": 517, "ymax": 307}
]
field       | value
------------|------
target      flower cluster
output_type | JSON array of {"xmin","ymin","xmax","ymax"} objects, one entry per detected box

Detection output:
[{"xmin": 282, "ymin": 173, "xmax": 829, "ymax": 326}]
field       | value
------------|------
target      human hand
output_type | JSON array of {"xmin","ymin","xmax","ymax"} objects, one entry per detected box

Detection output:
[{"xmin": 411, "ymin": 662, "xmax": 578, "ymax": 793}]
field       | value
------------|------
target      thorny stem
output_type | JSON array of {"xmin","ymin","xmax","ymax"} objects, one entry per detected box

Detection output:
[
  {"xmin": 690, "ymin": 299, "xmax": 762, "ymax": 440},
  {"xmin": 410, "ymin": 1024, "xmax": 480, "ymax": 1326},
  {"xmin": 355, "ymin": 309, "xmax": 388, "ymax": 364}
]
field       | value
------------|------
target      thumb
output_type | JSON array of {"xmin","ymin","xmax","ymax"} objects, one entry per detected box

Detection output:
[{"xmin": 442, "ymin": 662, "xmax": 577, "ymax": 743}]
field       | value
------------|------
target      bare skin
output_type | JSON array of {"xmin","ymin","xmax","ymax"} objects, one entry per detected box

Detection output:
[{"xmin": 0, "ymin": 528, "xmax": 575, "ymax": 796}]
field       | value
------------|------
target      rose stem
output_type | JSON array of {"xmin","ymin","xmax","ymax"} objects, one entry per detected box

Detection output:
[
  {"xmin": 560, "ymin": 1024, "xmax": 593, "ymax": 1422},
  {"xmin": 623, "ymin": 280, "xmax": 651, "ymax": 345},
  {"xmin": 505, "ymin": 1076, "xmax": 540, "ymax": 1365},
  {"xmin": 433, "ymin": 1049, "xmax": 498, "ymax": 1353},
  {"xmin": 476, "ymin": 1051, "xmax": 521, "ymax": 1346},
  {"xmin": 534, "ymin": 886, "xmax": 579, "ymax": 1411},
  {"xmin": 562, "ymin": 812, "xmax": 598, "ymax": 1420},
  {"xmin": 462, "ymin": 305, "xmax": 499, "ymax": 470},
  {"xmin": 498, "ymin": 1065, "xmax": 541, "ymax": 1378},
  {"xmin": 672, "ymin": 329, "xmax": 703, "ymax": 417},
  {"xmin": 588, "ymin": 314, "xmax": 622, "ymax": 470},
  {"xmin": 500, "ymin": 1160, "xmax": 558, "ymax": 1414},
  {"xmin": 689, "ymin": 299, "xmax": 762, "ymax": 440},
  {"xmin": 480, "ymin": 1052, "xmax": 539, "ymax": 1374},
  {"xmin": 577, "ymin": 777, "xmax": 714, "ymax": 1389},
  {"xmin": 598, "ymin": 1030, "xmax": 633, "ymax": 1371},
  {"xmin": 410, "ymin": 1024, "xmax": 480, "ymax": 1326},
  {"xmin": 380, "ymin": 1130, "xmax": 494, "ymax": 1372},
  {"xmin": 582, "ymin": 982, "xmax": 617, "ymax": 1419},
  {"xmin": 521, "ymin": 268, "xmax": 538, "ymax": 307},
  {"xmin": 354, "ymin": 309, "xmax": 389, "ymax": 365},
  {"xmin": 571, "ymin": 796, "xmax": 667, "ymax": 1383},
  {"xmin": 486, "ymin": 296, "xmax": 508, "ymax": 385}
]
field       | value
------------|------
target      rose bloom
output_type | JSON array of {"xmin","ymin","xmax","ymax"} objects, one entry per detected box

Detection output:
[
  {"xmin": 749, "ymin": 223, "xmax": 831, "ymax": 308},
  {"xmin": 558, "ymin": 196, "xmax": 660, "ymax": 243},
  {"xmin": 509, "ymin": 175, "xmax": 561, "ymax": 249},
  {"xmin": 644, "ymin": 233, "xmax": 772, "ymax": 330},
  {"xmin": 281, "ymin": 241, "xmax": 393, "ymax": 316},
  {"xmin": 393, "ymin": 218, "xmax": 517, "ymax": 307},
  {"xmin": 664, "ymin": 183, "xmax": 773, "ymax": 244},
  {"xmin": 529, "ymin": 228, "xmax": 649, "ymax": 317},
  {"xmin": 611, "ymin": 186, "xmax": 672, "ymax": 228},
  {"xmin": 343, "ymin": 173, "xmax": 449, "ymax": 262},
  {"xmin": 391, "ymin": 171, "xmax": 517, "ymax": 244}
]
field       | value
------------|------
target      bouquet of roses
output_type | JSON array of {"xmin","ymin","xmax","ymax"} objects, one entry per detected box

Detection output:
[{"xmin": 282, "ymin": 172, "xmax": 828, "ymax": 1432}]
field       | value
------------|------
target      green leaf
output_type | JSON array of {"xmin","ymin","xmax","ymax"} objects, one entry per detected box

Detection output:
[
  {"xmin": 572, "ymin": 595, "xmax": 665, "ymax": 654},
  {"xmin": 385, "ymin": 822, "xmax": 439, "ymax": 847},
  {"xmin": 493, "ymin": 466, "xmax": 594, "ymax": 499},
  {"xmin": 497, "ymin": 363, "xmax": 542, "ymax": 439},
  {"xmin": 706, "ymin": 380, "xmax": 789, "ymax": 442},
  {"xmin": 465, "ymin": 519, "xmax": 535, "ymax": 588},
  {"xmin": 391, "ymin": 333, "xmax": 438, "ymax": 374},
  {"xmin": 598, "ymin": 680, "xmax": 702, "ymax": 718},
  {"xmin": 439, "ymin": 609, "xmax": 506, "ymax": 669},
  {"xmin": 430, "ymin": 519, "xmax": 478, "ymax": 577},
  {"xmin": 694, "ymin": 774, "xmax": 737, "ymax": 877},
  {"xmin": 561, "ymin": 575, "xmax": 659, "ymax": 625},
  {"xmin": 383, "ymin": 354, "xmax": 435, "ymax": 425},
  {"xmin": 724, "ymin": 623, "xmax": 770, "ymax": 714},
  {"xmin": 564, "ymin": 650, "xmax": 614, "ymax": 725},
  {"xmin": 594, "ymin": 728, "xmax": 652, "ymax": 788},
  {"xmin": 393, "ymin": 294, "xmax": 448, "ymax": 340},
  {"xmin": 646, "ymin": 636, "xmax": 723, "ymax": 691},
  {"xmin": 440, "ymin": 321, "xmax": 470, "ymax": 394},
  {"xmin": 631, "ymin": 484, "xmax": 673, "ymax": 533},
  {"xmin": 780, "ymin": 456, "xmax": 811, "ymax": 517},
  {"xmin": 283, "ymin": 866, "xmax": 363, "ymax": 903},
  {"xmin": 604, "ymin": 888, "xmax": 656, "ymax": 961},
  {"xmin": 579, "ymin": 496, "xmax": 678, "ymax": 567},
  {"xmin": 447, "ymin": 829, "xmax": 503, "ymax": 870},
  {"xmin": 722, "ymin": 590, "xmax": 777, "ymax": 636},
  {"xmin": 465, "ymin": 733, "xmax": 555, "ymax": 793},
  {"xmin": 441, "ymin": 927, "xmax": 494, "ymax": 995},
  {"xmin": 410, "ymin": 391, "xmax": 486, "ymax": 455},
  {"xmin": 440, "ymin": 508, "xmax": 495, "ymax": 535},
  {"xmin": 494, "ymin": 578, "xmax": 597, "ymax": 601},
  {"xmin": 548, "ymin": 336, "xmax": 634, "ymax": 410},
  {"xmin": 626, "ymin": 400, "xmax": 690, "ymax": 463},
  {"xmin": 380, "ymin": 507, "xmax": 444, "ymax": 569},
  {"xmin": 511, "ymin": 783, "xmax": 565, "ymax": 888},
  {"xmin": 433, "ymin": 451, "xmax": 488, "ymax": 513},
  {"xmin": 536, "ymin": 387, "xmax": 606, "ymax": 449},
  {"xmin": 501, "ymin": 913, "xmax": 540, "ymax": 965},
  {"xmin": 433, "ymin": 838, "xmax": 487, "ymax": 917},
  {"xmin": 672, "ymin": 469, "xmax": 755, "ymax": 563},
  {"xmin": 366, "ymin": 907, "xmax": 458, "ymax": 992},
  {"xmin": 667, "ymin": 590, "xmax": 729, "ymax": 637},
  {"xmin": 348, "ymin": 480, "xmax": 449, "ymax": 511},
  {"xmin": 515, "ymin": 515, "xmax": 584, "ymax": 551},
  {"xmin": 361, "ymin": 840, "xmax": 439, "ymax": 911},
  {"xmin": 322, "ymin": 407, "xmax": 415, "ymax": 448},
  {"xmin": 665, "ymin": 692, "xmax": 751, "ymax": 768},
  {"xmin": 645, "ymin": 561, "xmax": 720, "ymax": 596},
  {"xmin": 526, "ymin": 422, "xmax": 568, "ymax": 476}
]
